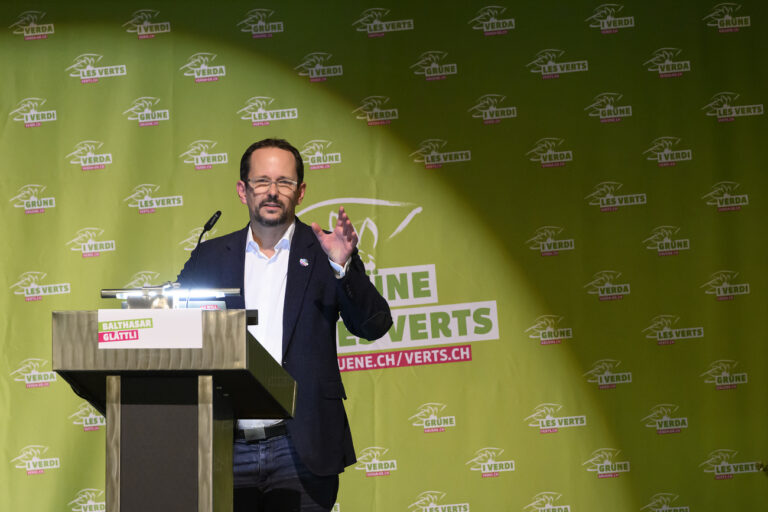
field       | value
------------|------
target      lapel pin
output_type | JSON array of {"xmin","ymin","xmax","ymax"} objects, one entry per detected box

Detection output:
[{"xmin": 299, "ymin": 258, "xmax": 309, "ymax": 267}]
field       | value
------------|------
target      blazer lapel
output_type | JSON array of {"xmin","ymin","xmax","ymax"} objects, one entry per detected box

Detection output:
[
  {"xmin": 282, "ymin": 220, "xmax": 315, "ymax": 359},
  {"xmin": 225, "ymin": 225, "xmax": 249, "ymax": 309}
]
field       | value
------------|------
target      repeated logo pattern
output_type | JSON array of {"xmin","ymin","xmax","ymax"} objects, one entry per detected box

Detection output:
[
  {"xmin": 469, "ymin": 6, "xmax": 515, "ymax": 36},
  {"xmin": 238, "ymin": 9, "xmax": 284, "ymax": 38},
  {"xmin": 10, "ymin": 10, "xmax": 55, "ymax": 39},
  {"xmin": 411, "ymin": 51, "xmax": 458, "ymax": 80},
  {"xmin": 122, "ymin": 9, "xmax": 170, "ymax": 38},
  {"xmin": 1, "ymin": 3, "xmax": 763, "ymax": 511},
  {"xmin": 586, "ymin": 4, "xmax": 635, "ymax": 33},
  {"xmin": 179, "ymin": 53, "xmax": 226, "ymax": 82},
  {"xmin": 527, "ymin": 49, "xmax": 588, "ymax": 79},
  {"xmin": 66, "ymin": 53, "xmax": 127, "ymax": 83},
  {"xmin": 68, "ymin": 489, "xmax": 105, "ymax": 512}
]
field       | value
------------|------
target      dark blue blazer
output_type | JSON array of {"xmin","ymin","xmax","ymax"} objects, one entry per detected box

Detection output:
[{"xmin": 177, "ymin": 219, "xmax": 392, "ymax": 475}]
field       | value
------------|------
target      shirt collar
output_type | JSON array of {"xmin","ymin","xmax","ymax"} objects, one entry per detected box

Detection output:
[{"xmin": 246, "ymin": 220, "xmax": 296, "ymax": 255}]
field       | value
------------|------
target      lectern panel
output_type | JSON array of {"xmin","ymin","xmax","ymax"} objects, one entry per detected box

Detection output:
[
  {"xmin": 120, "ymin": 376, "xmax": 198, "ymax": 512},
  {"xmin": 52, "ymin": 310, "xmax": 295, "ymax": 418}
]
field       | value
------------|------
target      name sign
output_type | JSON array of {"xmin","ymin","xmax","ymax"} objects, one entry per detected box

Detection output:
[{"xmin": 97, "ymin": 309, "xmax": 202, "ymax": 349}]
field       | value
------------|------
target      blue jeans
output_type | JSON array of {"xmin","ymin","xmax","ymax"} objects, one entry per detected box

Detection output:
[{"xmin": 233, "ymin": 434, "xmax": 339, "ymax": 512}]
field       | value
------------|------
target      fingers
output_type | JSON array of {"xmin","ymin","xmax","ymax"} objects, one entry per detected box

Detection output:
[
  {"xmin": 336, "ymin": 206, "xmax": 348, "ymax": 228},
  {"xmin": 311, "ymin": 222, "xmax": 324, "ymax": 239},
  {"xmin": 337, "ymin": 206, "xmax": 357, "ymax": 243}
]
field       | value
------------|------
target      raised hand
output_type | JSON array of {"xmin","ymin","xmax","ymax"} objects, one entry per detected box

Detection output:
[{"xmin": 311, "ymin": 206, "xmax": 358, "ymax": 266}]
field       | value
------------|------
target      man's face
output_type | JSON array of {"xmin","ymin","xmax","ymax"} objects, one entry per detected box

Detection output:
[{"xmin": 237, "ymin": 147, "xmax": 306, "ymax": 228}]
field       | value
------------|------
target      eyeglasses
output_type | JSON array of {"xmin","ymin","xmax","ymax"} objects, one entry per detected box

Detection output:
[{"xmin": 245, "ymin": 177, "xmax": 298, "ymax": 193}]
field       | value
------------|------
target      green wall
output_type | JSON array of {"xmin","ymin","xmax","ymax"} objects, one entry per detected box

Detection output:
[{"xmin": 2, "ymin": 2, "xmax": 766, "ymax": 510}]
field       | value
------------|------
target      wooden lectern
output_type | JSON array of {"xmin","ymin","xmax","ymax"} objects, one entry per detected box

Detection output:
[{"xmin": 52, "ymin": 309, "xmax": 296, "ymax": 512}]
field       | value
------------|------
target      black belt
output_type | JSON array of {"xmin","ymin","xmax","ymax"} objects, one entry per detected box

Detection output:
[{"xmin": 235, "ymin": 422, "xmax": 287, "ymax": 441}]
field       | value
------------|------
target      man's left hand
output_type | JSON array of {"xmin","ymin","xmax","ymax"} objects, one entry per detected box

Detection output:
[{"xmin": 311, "ymin": 206, "xmax": 358, "ymax": 266}]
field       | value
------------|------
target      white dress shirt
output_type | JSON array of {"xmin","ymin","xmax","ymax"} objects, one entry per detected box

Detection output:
[
  {"xmin": 244, "ymin": 222, "xmax": 294, "ymax": 364},
  {"xmin": 238, "ymin": 221, "xmax": 348, "ymax": 433},
  {"xmin": 238, "ymin": 222, "xmax": 294, "ymax": 432}
]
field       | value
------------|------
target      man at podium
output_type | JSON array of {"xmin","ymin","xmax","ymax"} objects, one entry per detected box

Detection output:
[{"xmin": 177, "ymin": 138, "xmax": 392, "ymax": 511}]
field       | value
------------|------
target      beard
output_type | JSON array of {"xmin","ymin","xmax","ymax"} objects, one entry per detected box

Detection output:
[{"xmin": 253, "ymin": 194, "xmax": 290, "ymax": 227}]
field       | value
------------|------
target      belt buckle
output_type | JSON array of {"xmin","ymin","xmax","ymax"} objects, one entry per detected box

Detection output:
[{"xmin": 243, "ymin": 426, "xmax": 266, "ymax": 441}]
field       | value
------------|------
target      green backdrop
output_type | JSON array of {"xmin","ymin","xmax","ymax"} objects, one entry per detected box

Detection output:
[{"xmin": 2, "ymin": 1, "xmax": 766, "ymax": 510}]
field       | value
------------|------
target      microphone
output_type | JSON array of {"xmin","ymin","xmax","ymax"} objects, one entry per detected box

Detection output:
[
  {"xmin": 197, "ymin": 210, "xmax": 221, "ymax": 247},
  {"xmin": 180, "ymin": 211, "xmax": 222, "ymax": 297}
]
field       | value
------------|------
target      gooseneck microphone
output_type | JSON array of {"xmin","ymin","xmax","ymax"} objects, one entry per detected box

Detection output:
[
  {"xmin": 183, "ymin": 211, "xmax": 222, "ymax": 294},
  {"xmin": 197, "ymin": 210, "xmax": 221, "ymax": 247}
]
